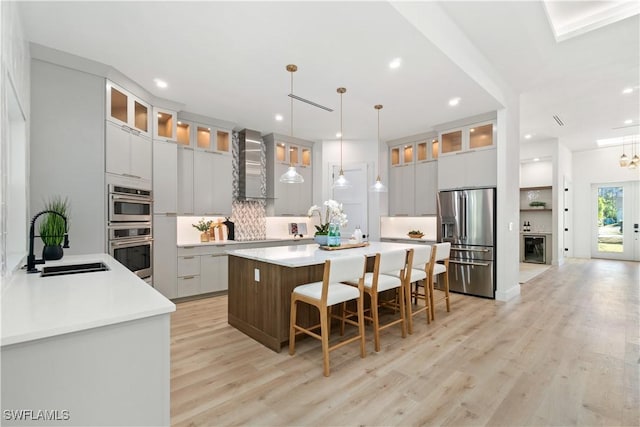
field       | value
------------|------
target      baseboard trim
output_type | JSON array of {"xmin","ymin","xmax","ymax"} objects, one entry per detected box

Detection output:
[{"xmin": 495, "ymin": 283, "xmax": 521, "ymax": 301}]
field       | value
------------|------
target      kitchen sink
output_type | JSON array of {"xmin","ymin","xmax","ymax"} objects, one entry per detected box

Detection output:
[{"xmin": 41, "ymin": 262, "xmax": 110, "ymax": 277}]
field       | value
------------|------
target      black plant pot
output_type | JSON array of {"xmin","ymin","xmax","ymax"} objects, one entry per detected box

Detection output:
[{"xmin": 42, "ymin": 245, "xmax": 64, "ymax": 261}]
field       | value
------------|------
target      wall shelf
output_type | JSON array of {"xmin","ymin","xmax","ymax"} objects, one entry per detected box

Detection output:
[
  {"xmin": 520, "ymin": 185, "xmax": 552, "ymax": 191},
  {"xmin": 520, "ymin": 209, "xmax": 552, "ymax": 212}
]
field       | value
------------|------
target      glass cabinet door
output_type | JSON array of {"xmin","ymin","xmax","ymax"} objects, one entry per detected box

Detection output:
[
  {"xmin": 390, "ymin": 147, "xmax": 401, "ymax": 166},
  {"xmin": 403, "ymin": 144, "xmax": 413, "ymax": 163},
  {"xmin": 431, "ymin": 139, "xmax": 439, "ymax": 159},
  {"xmin": 417, "ymin": 142, "xmax": 428, "ymax": 162},
  {"xmin": 216, "ymin": 130, "xmax": 230, "ymax": 153},
  {"xmin": 196, "ymin": 126, "xmax": 211, "ymax": 150},
  {"xmin": 133, "ymin": 101, "xmax": 148, "ymax": 133},
  {"xmin": 156, "ymin": 111, "xmax": 174, "ymax": 139},
  {"xmin": 441, "ymin": 130, "xmax": 462, "ymax": 154},
  {"xmin": 177, "ymin": 122, "xmax": 191, "ymax": 146},
  {"xmin": 301, "ymin": 147, "xmax": 311, "ymax": 166},
  {"xmin": 469, "ymin": 123, "xmax": 493, "ymax": 149},
  {"xmin": 110, "ymin": 87, "xmax": 128, "ymax": 124}
]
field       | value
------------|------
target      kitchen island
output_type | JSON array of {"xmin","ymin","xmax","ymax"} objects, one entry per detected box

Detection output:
[
  {"xmin": 227, "ymin": 242, "xmax": 421, "ymax": 352},
  {"xmin": 1, "ymin": 253, "xmax": 175, "ymax": 427}
]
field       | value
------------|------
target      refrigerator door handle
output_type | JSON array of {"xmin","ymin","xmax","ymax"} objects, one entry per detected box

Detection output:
[
  {"xmin": 460, "ymin": 192, "xmax": 467, "ymax": 241},
  {"xmin": 450, "ymin": 260, "xmax": 491, "ymax": 267},
  {"xmin": 451, "ymin": 247, "xmax": 491, "ymax": 253}
]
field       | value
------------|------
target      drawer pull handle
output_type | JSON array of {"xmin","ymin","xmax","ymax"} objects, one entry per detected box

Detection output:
[
  {"xmin": 183, "ymin": 256, "xmax": 195, "ymax": 260},
  {"xmin": 182, "ymin": 276, "xmax": 195, "ymax": 280}
]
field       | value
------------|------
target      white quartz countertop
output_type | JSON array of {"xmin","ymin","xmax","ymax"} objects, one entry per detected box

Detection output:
[
  {"xmin": 227, "ymin": 241, "xmax": 423, "ymax": 268},
  {"xmin": 177, "ymin": 237, "xmax": 314, "ymax": 248},
  {"xmin": 1, "ymin": 253, "xmax": 175, "ymax": 347},
  {"xmin": 520, "ymin": 231, "xmax": 552, "ymax": 235}
]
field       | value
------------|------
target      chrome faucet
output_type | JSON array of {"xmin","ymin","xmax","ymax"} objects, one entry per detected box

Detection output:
[{"xmin": 26, "ymin": 210, "xmax": 70, "ymax": 273}]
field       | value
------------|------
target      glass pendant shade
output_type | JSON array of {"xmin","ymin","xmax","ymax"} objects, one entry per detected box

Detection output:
[
  {"xmin": 280, "ymin": 166, "xmax": 304, "ymax": 183},
  {"xmin": 631, "ymin": 154, "xmax": 640, "ymax": 166},
  {"xmin": 280, "ymin": 63, "xmax": 303, "ymax": 184},
  {"xmin": 619, "ymin": 153, "xmax": 629, "ymax": 167},
  {"xmin": 333, "ymin": 169, "xmax": 350, "ymax": 188},
  {"xmin": 370, "ymin": 104, "xmax": 387, "ymax": 192}
]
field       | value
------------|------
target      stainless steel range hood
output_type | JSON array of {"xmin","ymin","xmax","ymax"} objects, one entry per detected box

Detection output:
[{"xmin": 238, "ymin": 129, "xmax": 265, "ymax": 200}]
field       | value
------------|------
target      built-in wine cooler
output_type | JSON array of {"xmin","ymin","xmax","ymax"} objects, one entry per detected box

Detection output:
[{"xmin": 523, "ymin": 235, "xmax": 546, "ymax": 264}]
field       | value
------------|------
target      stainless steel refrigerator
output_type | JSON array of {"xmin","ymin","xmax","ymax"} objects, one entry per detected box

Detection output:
[{"xmin": 437, "ymin": 188, "xmax": 496, "ymax": 298}]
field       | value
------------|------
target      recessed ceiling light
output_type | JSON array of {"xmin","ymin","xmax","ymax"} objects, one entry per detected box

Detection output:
[
  {"xmin": 524, "ymin": 134, "xmax": 532, "ymax": 139},
  {"xmin": 448, "ymin": 97, "xmax": 461, "ymax": 106},
  {"xmin": 336, "ymin": 132, "xmax": 342, "ymax": 138},
  {"xmin": 275, "ymin": 114, "xmax": 283, "ymax": 121},
  {"xmin": 533, "ymin": 158, "xmax": 540, "ymax": 162},
  {"xmin": 153, "ymin": 78, "xmax": 168, "ymax": 89},
  {"xmin": 622, "ymin": 87, "xmax": 633, "ymax": 94},
  {"xmin": 624, "ymin": 119, "xmax": 633, "ymax": 124},
  {"xmin": 389, "ymin": 58, "xmax": 402, "ymax": 69}
]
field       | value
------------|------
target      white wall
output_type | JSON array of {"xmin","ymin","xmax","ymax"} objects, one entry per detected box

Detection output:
[
  {"xmin": 1, "ymin": 1, "xmax": 30, "ymax": 283},
  {"xmin": 30, "ymin": 58, "xmax": 105, "ymax": 256},
  {"xmin": 572, "ymin": 146, "xmax": 640, "ymax": 258},
  {"xmin": 319, "ymin": 138, "xmax": 383, "ymax": 240},
  {"xmin": 554, "ymin": 142, "xmax": 572, "ymax": 263}
]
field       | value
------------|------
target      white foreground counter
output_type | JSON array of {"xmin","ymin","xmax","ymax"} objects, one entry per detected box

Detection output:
[{"xmin": 1, "ymin": 253, "xmax": 175, "ymax": 427}]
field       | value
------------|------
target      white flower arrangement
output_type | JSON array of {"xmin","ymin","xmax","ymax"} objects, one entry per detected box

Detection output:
[{"xmin": 307, "ymin": 199, "xmax": 348, "ymax": 234}]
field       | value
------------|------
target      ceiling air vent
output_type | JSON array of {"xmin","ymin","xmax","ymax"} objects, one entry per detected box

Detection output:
[{"xmin": 552, "ymin": 115, "xmax": 565, "ymax": 126}]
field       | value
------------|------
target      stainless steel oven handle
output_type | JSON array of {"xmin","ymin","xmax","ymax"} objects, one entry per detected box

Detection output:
[
  {"xmin": 450, "ymin": 260, "xmax": 491, "ymax": 267},
  {"xmin": 111, "ymin": 194, "xmax": 153, "ymax": 202},
  {"xmin": 451, "ymin": 247, "xmax": 491, "ymax": 252},
  {"xmin": 110, "ymin": 237, "xmax": 154, "ymax": 247}
]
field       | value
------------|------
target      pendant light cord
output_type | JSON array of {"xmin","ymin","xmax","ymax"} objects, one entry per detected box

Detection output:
[{"xmin": 340, "ymin": 90, "xmax": 343, "ymax": 171}]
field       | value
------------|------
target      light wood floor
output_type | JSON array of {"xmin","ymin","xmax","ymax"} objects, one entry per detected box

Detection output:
[{"xmin": 170, "ymin": 259, "xmax": 639, "ymax": 426}]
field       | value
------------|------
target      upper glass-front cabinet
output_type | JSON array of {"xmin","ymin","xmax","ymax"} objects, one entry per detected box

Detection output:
[
  {"xmin": 274, "ymin": 142, "xmax": 308, "ymax": 165},
  {"xmin": 106, "ymin": 81, "xmax": 151, "ymax": 137},
  {"xmin": 175, "ymin": 119, "xmax": 231, "ymax": 154},
  {"xmin": 469, "ymin": 123, "xmax": 494, "ymax": 149},
  {"xmin": 416, "ymin": 138, "xmax": 439, "ymax": 162},
  {"xmin": 390, "ymin": 144, "xmax": 414, "ymax": 166},
  {"xmin": 154, "ymin": 108, "xmax": 177, "ymax": 141},
  {"xmin": 177, "ymin": 121, "xmax": 191, "ymax": 146},
  {"xmin": 439, "ymin": 121, "xmax": 495, "ymax": 156}
]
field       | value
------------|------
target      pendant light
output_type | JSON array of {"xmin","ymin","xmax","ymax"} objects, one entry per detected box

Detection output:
[
  {"xmin": 279, "ymin": 64, "xmax": 304, "ymax": 184},
  {"xmin": 333, "ymin": 87, "xmax": 350, "ymax": 188},
  {"xmin": 370, "ymin": 104, "xmax": 388, "ymax": 192},
  {"xmin": 630, "ymin": 136, "xmax": 639, "ymax": 169},
  {"xmin": 619, "ymin": 137, "xmax": 630, "ymax": 167}
]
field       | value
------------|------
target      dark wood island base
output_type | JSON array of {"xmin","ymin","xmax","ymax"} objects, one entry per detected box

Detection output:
[{"xmin": 228, "ymin": 255, "xmax": 325, "ymax": 352}]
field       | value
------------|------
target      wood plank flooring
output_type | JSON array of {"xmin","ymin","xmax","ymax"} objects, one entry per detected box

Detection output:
[{"xmin": 170, "ymin": 258, "xmax": 639, "ymax": 426}]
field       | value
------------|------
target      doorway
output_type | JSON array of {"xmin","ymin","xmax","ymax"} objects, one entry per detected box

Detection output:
[
  {"xmin": 330, "ymin": 162, "xmax": 368, "ymax": 238},
  {"xmin": 591, "ymin": 181, "xmax": 640, "ymax": 261}
]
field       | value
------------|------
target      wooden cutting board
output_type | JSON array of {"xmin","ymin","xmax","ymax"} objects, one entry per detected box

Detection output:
[{"xmin": 319, "ymin": 242, "xmax": 369, "ymax": 251}]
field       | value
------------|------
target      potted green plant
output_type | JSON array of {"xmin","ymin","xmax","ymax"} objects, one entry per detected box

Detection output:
[
  {"xmin": 408, "ymin": 230, "xmax": 424, "ymax": 238},
  {"xmin": 192, "ymin": 218, "xmax": 214, "ymax": 242},
  {"xmin": 40, "ymin": 196, "xmax": 70, "ymax": 260},
  {"xmin": 529, "ymin": 201, "xmax": 546, "ymax": 209}
]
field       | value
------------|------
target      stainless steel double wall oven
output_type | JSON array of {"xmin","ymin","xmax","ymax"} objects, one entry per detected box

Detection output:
[{"xmin": 108, "ymin": 185, "xmax": 153, "ymax": 280}]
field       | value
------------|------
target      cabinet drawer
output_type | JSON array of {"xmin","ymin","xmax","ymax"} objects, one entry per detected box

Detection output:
[
  {"xmin": 178, "ymin": 256, "xmax": 200, "ymax": 277},
  {"xmin": 177, "ymin": 275, "xmax": 201, "ymax": 298}
]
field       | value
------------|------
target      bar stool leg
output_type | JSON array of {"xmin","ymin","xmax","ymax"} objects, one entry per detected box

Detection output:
[{"xmin": 289, "ymin": 297, "xmax": 298, "ymax": 355}]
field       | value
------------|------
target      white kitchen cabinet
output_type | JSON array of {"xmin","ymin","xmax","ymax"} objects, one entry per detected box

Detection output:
[
  {"xmin": 193, "ymin": 150, "xmax": 232, "ymax": 216},
  {"xmin": 415, "ymin": 160, "xmax": 438, "ymax": 215},
  {"xmin": 389, "ymin": 163, "xmax": 415, "ymax": 216},
  {"xmin": 177, "ymin": 253, "xmax": 201, "ymax": 298},
  {"xmin": 437, "ymin": 148, "xmax": 497, "ymax": 190},
  {"xmin": 106, "ymin": 121, "xmax": 152, "ymax": 181},
  {"xmin": 153, "ymin": 140, "xmax": 177, "ymax": 214},
  {"xmin": 153, "ymin": 107, "xmax": 177, "ymax": 142},
  {"xmin": 106, "ymin": 80, "xmax": 151, "ymax": 138},
  {"xmin": 177, "ymin": 147, "xmax": 195, "ymax": 214},
  {"xmin": 153, "ymin": 215, "xmax": 177, "ymax": 299},
  {"xmin": 264, "ymin": 134, "xmax": 313, "ymax": 216},
  {"xmin": 200, "ymin": 253, "xmax": 228, "ymax": 293}
]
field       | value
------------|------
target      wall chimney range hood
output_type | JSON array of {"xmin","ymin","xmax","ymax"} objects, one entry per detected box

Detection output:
[{"xmin": 238, "ymin": 129, "xmax": 266, "ymax": 200}]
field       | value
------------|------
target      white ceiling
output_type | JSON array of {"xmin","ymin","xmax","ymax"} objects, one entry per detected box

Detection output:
[{"xmin": 17, "ymin": 1, "xmax": 640, "ymax": 152}]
